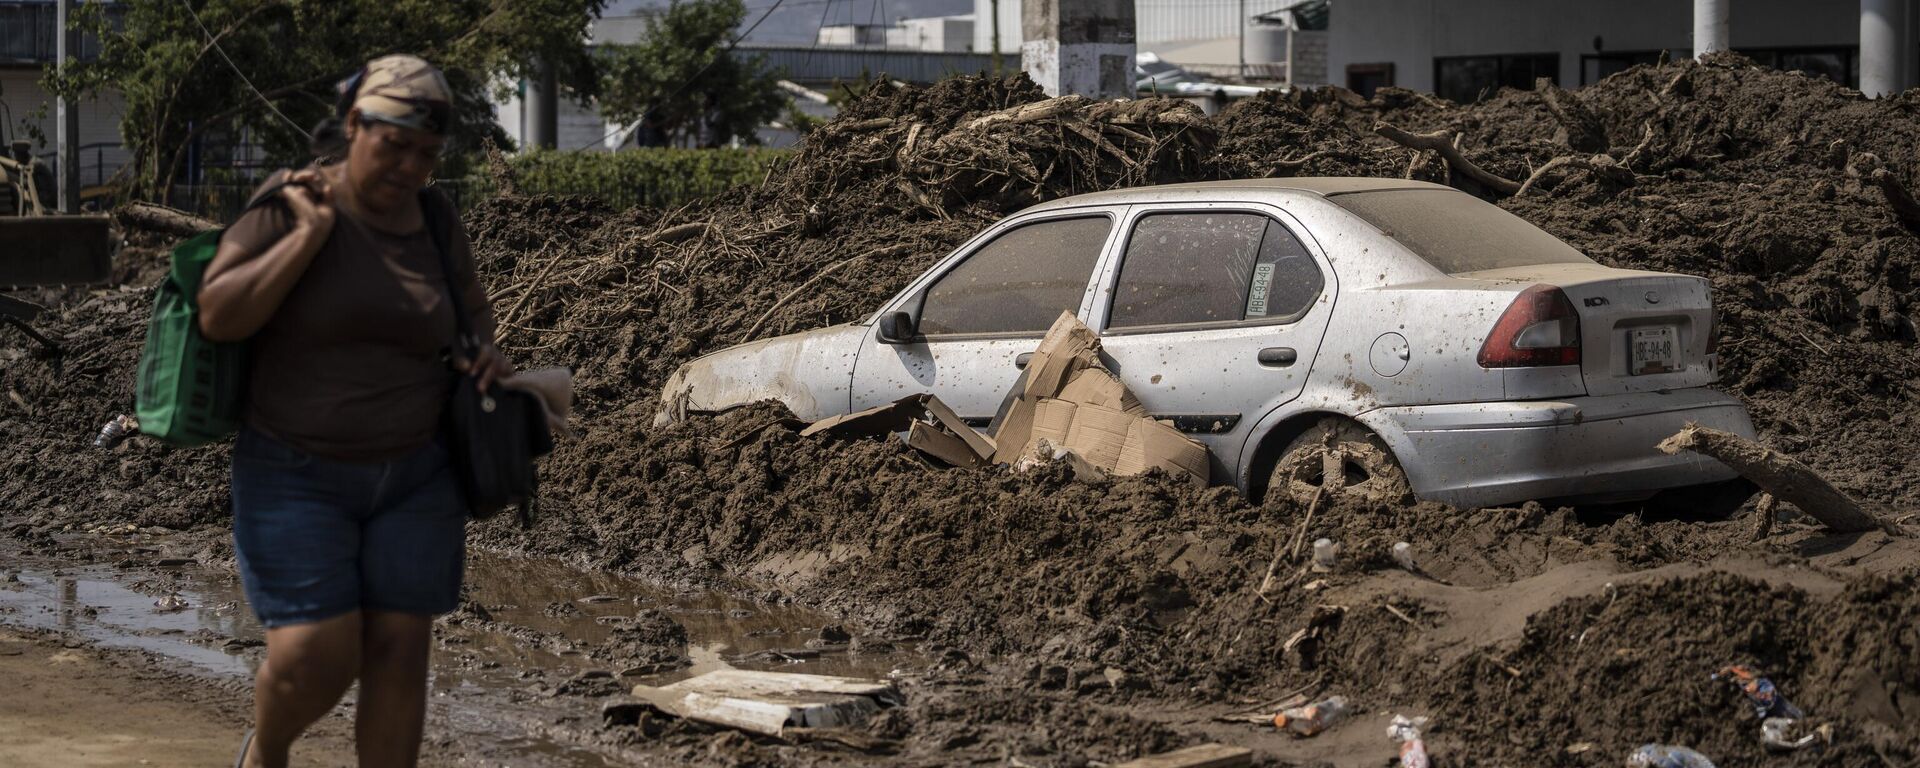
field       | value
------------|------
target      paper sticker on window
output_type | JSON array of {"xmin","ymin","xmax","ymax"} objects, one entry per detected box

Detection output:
[{"xmin": 1246, "ymin": 263, "xmax": 1276, "ymax": 317}]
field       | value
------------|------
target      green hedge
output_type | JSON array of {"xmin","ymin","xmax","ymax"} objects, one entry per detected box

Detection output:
[{"xmin": 483, "ymin": 147, "xmax": 793, "ymax": 211}]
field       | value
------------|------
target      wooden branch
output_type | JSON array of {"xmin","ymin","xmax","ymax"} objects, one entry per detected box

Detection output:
[
  {"xmin": 1657, "ymin": 424, "xmax": 1899, "ymax": 535},
  {"xmin": 1870, "ymin": 168, "xmax": 1920, "ymax": 231},
  {"xmin": 1373, "ymin": 122, "xmax": 1521, "ymax": 196},
  {"xmin": 648, "ymin": 221, "xmax": 711, "ymax": 245},
  {"xmin": 115, "ymin": 201, "xmax": 217, "ymax": 237},
  {"xmin": 1621, "ymin": 122, "xmax": 1657, "ymax": 169}
]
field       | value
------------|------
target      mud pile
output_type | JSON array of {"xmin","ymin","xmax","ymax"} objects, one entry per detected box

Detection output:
[{"xmin": 5, "ymin": 56, "xmax": 1920, "ymax": 766}]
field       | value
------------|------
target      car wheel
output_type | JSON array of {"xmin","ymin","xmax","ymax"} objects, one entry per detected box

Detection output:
[
  {"xmin": 1266, "ymin": 418, "xmax": 1411, "ymax": 507},
  {"xmin": 1642, "ymin": 478, "xmax": 1757, "ymax": 522}
]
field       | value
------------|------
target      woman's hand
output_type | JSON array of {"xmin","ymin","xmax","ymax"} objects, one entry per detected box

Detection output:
[
  {"xmin": 281, "ymin": 168, "xmax": 336, "ymax": 235},
  {"xmin": 456, "ymin": 342, "xmax": 515, "ymax": 393}
]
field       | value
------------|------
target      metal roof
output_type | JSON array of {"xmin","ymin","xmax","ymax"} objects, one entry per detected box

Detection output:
[{"xmin": 1023, "ymin": 178, "xmax": 1455, "ymax": 212}]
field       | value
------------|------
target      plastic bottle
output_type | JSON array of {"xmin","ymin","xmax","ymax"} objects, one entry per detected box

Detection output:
[
  {"xmin": 1761, "ymin": 717, "xmax": 1829, "ymax": 752},
  {"xmin": 1387, "ymin": 714, "xmax": 1429, "ymax": 768},
  {"xmin": 1273, "ymin": 695, "xmax": 1348, "ymax": 737},
  {"xmin": 1712, "ymin": 665, "xmax": 1804, "ymax": 719},
  {"xmin": 1311, "ymin": 538, "xmax": 1339, "ymax": 572},
  {"xmin": 94, "ymin": 414, "xmax": 138, "ymax": 449},
  {"xmin": 1627, "ymin": 744, "xmax": 1715, "ymax": 768},
  {"xmin": 1390, "ymin": 541, "xmax": 1418, "ymax": 572}
]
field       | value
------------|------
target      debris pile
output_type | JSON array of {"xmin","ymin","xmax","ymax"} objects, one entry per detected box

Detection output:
[{"xmin": 3, "ymin": 56, "xmax": 1920, "ymax": 765}]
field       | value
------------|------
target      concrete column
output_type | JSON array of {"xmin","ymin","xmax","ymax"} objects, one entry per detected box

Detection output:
[
  {"xmin": 523, "ymin": 60, "xmax": 559, "ymax": 150},
  {"xmin": 1861, "ymin": 0, "xmax": 1906, "ymax": 97},
  {"xmin": 1021, "ymin": 0, "xmax": 1136, "ymax": 99},
  {"xmin": 1692, "ymin": 0, "xmax": 1728, "ymax": 57},
  {"xmin": 55, "ymin": 0, "xmax": 80, "ymax": 213}
]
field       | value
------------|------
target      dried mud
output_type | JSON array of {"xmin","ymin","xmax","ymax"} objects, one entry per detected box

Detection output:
[{"xmin": 6, "ymin": 56, "xmax": 1920, "ymax": 765}]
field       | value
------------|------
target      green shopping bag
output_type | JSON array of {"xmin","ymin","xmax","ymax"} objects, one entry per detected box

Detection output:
[{"xmin": 135, "ymin": 227, "xmax": 249, "ymax": 445}]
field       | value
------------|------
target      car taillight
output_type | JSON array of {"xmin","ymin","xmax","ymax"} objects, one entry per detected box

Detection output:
[{"xmin": 1477, "ymin": 284, "xmax": 1581, "ymax": 368}]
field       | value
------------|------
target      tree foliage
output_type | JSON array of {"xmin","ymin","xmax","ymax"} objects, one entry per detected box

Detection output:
[
  {"xmin": 595, "ymin": 0, "xmax": 786, "ymax": 147},
  {"xmin": 49, "ymin": 0, "xmax": 609, "ymax": 197}
]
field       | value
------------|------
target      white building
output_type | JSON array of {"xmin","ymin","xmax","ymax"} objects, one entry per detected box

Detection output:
[{"xmin": 1328, "ymin": 0, "xmax": 1917, "ymax": 100}]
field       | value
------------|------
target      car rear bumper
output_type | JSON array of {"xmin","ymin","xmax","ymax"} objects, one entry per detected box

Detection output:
[{"xmin": 1357, "ymin": 388, "xmax": 1755, "ymax": 509}]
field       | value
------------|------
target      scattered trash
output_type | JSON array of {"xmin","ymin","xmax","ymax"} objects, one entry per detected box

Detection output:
[
  {"xmin": 803, "ymin": 393, "xmax": 996, "ymax": 469},
  {"xmin": 1390, "ymin": 541, "xmax": 1418, "ymax": 572},
  {"xmin": 93, "ymin": 414, "xmax": 138, "ymax": 449},
  {"xmin": 1712, "ymin": 665, "xmax": 1804, "ymax": 719},
  {"xmin": 1311, "ymin": 538, "xmax": 1339, "ymax": 573},
  {"xmin": 1387, "ymin": 714, "xmax": 1429, "ymax": 768},
  {"xmin": 1761, "ymin": 717, "xmax": 1832, "ymax": 752},
  {"xmin": 989, "ymin": 313, "xmax": 1209, "ymax": 485},
  {"xmin": 152, "ymin": 594, "xmax": 189, "ymax": 612},
  {"xmin": 619, "ymin": 669, "xmax": 902, "ymax": 736},
  {"xmin": 1273, "ymin": 694, "xmax": 1348, "ymax": 737},
  {"xmin": 1627, "ymin": 744, "xmax": 1715, "ymax": 768}
]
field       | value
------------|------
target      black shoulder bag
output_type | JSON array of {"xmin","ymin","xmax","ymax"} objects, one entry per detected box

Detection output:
[{"xmin": 420, "ymin": 190, "xmax": 552, "ymax": 526}]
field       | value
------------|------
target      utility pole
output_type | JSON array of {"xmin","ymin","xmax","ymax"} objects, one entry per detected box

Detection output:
[
  {"xmin": 1860, "ymin": 0, "xmax": 1908, "ymax": 98},
  {"xmin": 1692, "ymin": 0, "xmax": 1728, "ymax": 57},
  {"xmin": 1237, "ymin": 0, "xmax": 1245, "ymax": 79},
  {"xmin": 1021, "ymin": 0, "xmax": 1136, "ymax": 99},
  {"xmin": 524, "ymin": 60, "xmax": 559, "ymax": 150},
  {"xmin": 991, "ymin": 0, "xmax": 1003, "ymax": 72},
  {"xmin": 55, "ymin": 0, "xmax": 80, "ymax": 212}
]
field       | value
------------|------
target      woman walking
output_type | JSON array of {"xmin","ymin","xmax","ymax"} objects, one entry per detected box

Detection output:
[{"xmin": 197, "ymin": 54, "xmax": 509, "ymax": 768}]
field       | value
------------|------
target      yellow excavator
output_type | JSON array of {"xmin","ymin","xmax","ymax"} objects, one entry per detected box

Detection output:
[{"xmin": 1, "ymin": 135, "xmax": 114, "ymax": 352}]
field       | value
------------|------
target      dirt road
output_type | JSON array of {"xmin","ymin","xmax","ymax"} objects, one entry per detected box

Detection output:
[{"xmin": 0, "ymin": 628, "xmax": 351, "ymax": 767}]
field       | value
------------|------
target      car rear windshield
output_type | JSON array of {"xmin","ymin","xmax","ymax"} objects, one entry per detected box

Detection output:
[{"xmin": 1329, "ymin": 189, "xmax": 1594, "ymax": 274}]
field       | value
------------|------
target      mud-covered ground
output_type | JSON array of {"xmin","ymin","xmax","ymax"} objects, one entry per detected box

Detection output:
[{"xmin": 5, "ymin": 55, "xmax": 1920, "ymax": 766}]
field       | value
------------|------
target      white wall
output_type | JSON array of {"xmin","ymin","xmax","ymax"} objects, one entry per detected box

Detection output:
[
  {"xmin": 893, "ymin": 16, "xmax": 976, "ymax": 52},
  {"xmin": 1329, "ymin": 0, "xmax": 1864, "ymax": 93},
  {"xmin": 1, "ymin": 68, "xmax": 131, "ymax": 186},
  {"xmin": 494, "ymin": 81, "xmax": 616, "ymax": 152}
]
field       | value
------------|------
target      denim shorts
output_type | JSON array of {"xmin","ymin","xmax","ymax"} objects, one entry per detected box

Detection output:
[{"xmin": 231, "ymin": 426, "xmax": 467, "ymax": 628}]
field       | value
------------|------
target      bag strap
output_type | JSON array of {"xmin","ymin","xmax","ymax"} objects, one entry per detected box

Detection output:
[{"xmin": 418, "ymin": 188, "xmax": 476, "ymax": 356}]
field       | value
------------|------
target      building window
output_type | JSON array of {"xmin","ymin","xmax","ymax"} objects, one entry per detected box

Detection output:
[
  {"xmin": 1434, "ymin": 53, "xmax": 1558, "ymax": 103},
  {"xmin": 1580, "ymin": 51, "xmax": 1666, "ymax": 85},
  {"xmin": 1738, "ymin": 46, "xmax": 1857, "ymax": 88},
  {"xmin": 1346, "ymin": 63, "xmax": 1394, "ymax": 98}
]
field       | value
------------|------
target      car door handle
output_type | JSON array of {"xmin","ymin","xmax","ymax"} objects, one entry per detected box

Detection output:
[
  {"xmin": 1257, "ymin": 347, "xmax": 1297, "ymax": 367},
  {"xmin": 1015, "ymin": 353, "xmax": 1034, "ymax": 369}
]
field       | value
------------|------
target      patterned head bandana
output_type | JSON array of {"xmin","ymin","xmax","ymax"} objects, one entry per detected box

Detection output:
[{"xmin": 346, "ymin": 54, "xmax": 453, "ymax": 135}]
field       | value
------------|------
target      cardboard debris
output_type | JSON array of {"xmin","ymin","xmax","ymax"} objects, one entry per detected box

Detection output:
[
  {"xmin": 802, "ymin": 393, "xmax": 995, "ymax": 467},
  {"xmin": 995, "ymin": 312, "xmax": 1209, "ymax": 487},
  {"xmin": 623, "ymin": 670, "xmax": 902, "ymax": 736},
  {"xmin": 801, "ymin": 312, "xmax": 1210, "ymax": 486}
]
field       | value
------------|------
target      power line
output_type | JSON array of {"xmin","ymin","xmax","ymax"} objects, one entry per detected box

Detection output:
[
  {"xmin": 178, "ymin": 0, "xmax": 311, "ymax": 140},
  {"xmin": 577, "ymin": 0, "xmax": 790, "ymax": 150}
]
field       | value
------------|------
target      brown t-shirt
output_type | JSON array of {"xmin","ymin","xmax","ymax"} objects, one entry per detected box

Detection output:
[{"xmin": 221, "ymin": 169, "xmax": 495, "ymax": 461}]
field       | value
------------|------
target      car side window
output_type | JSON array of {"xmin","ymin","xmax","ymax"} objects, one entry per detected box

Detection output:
[
  {"xmin": 1109, "ymin": 212, "xmax": 1324, "ymax": 330},
  {"xmin": 917, "ymin": 216, "xmax": 1111, "ymax": 336}
]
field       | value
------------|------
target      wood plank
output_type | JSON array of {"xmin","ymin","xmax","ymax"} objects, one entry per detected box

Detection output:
[{"xmin": 1111, "ymin": 743, "xmax": 1253, "ymax": 768}]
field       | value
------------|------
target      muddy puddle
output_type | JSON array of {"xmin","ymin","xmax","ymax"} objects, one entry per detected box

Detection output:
[{"xmin": 0, "ymin": 540, "xmax": 914, "ymax": 765}]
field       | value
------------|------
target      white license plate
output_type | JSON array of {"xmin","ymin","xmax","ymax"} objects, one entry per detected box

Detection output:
[{"xmin": 1631, "ymin": 327, "xmax": 1678, "ymax": 375}]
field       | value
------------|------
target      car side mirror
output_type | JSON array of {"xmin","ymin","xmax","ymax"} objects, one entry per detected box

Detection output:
[{"xmin": 876, "ymin": 311, "xmax": 917, "ymax": 344}]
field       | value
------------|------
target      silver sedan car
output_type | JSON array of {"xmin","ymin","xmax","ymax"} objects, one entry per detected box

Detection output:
[{"xmin": 657, "ymin": 178, "xmax": 1757, "ymax": 512}]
